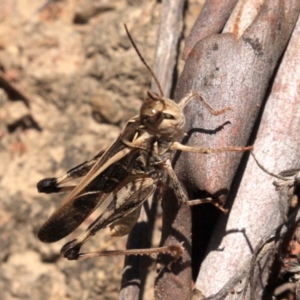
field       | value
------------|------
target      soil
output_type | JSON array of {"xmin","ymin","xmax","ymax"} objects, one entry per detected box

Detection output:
[{"xmin": 0, "ymin": 1, "xmax": 203, "ymax": 299}]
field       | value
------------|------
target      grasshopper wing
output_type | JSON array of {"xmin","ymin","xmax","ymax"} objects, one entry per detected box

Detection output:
[
  {"xmin": 59, "ymin": 177, "xmax": 156, "ymax": 260},
  {"xmin": 37, "ymin": 150, "xmax": 141, "ymax": 243},
  {"xmin": 87, "ymin": 177, "xmax": 155, "ymax": 233}
]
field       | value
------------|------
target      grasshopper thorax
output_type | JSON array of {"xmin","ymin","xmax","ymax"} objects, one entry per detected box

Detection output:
[{"xmin": 140, "ymin": 91, "xmax": 185, "ymax": 139}]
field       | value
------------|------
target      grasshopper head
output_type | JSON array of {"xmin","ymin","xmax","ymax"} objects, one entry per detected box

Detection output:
[{"xmin": 140, "ymin": 91, "xmax": 185, "ymax": 138}]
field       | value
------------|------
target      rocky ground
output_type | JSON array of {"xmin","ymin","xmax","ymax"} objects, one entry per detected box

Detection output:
[{"xmin": 0, "ymin": 1, "xmax": 202, "ymax": 299}]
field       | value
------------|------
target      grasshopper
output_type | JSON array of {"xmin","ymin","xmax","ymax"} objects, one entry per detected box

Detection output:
[{"xmin": 37, "ymin": 25, "xmax": 252, "ymax": 260}]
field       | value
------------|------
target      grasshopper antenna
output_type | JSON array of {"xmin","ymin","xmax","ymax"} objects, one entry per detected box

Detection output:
[{"xmin": 124, "ymin": 24, "xmax": 164, "ymax": 97}]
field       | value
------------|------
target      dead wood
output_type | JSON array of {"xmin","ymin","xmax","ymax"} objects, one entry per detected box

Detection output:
[
  {"xmin": 120, "ymin": 1, "xmax": 186, "ymax": 299},
  {"xmin": 136, "ymin": 0, "xmax": 300, "ymax": 299},
  {"xmin": 182, "ymin": 0, "xmax": 238, "ymax": 61},
  {"xmin": 190, "ymin": 1, "xmax": 300, "ymax": 299},
  {"xmin": 201, "ymin": 207, "xmax": 300, "ymax": 300},
  {"xmin": 152, "ymin": 0, "xmax": 186, "ymax": 97}
]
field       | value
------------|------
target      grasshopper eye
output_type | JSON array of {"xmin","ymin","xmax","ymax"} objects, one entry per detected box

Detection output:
[
  {"xmin": 163, "ymin": 113, "xmax": 175, "ymax": 120},
  {"xmin": 143, "ymin": 113, "xmax": 162, "ymax": 124}
]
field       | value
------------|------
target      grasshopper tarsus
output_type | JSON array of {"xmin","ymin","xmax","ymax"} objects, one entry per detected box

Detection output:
[
  {"xmin": 202, "ymin": 145, "xmax": 253, "ymax": 154},
  {"xmin": 209, "ymin": 145, "xmax": 252, "ymax": 154},
  {"xmin": 166, "ymin": 243, "xmax": 185, "ymax": 260},
  {"xmin": 186, "ymin": 197, "xmax": 228, "ymax": 214},
  {"xmin": 37, "ymin": 177, "xmax": 59, "ymax": 193}
]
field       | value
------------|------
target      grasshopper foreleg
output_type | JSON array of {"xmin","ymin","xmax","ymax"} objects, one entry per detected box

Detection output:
[{"xmin": 178, "ymin": 91, "xmax": 232, "ymax": 115}]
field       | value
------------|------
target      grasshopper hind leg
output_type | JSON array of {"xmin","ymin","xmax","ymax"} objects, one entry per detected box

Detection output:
[
  {"xmin": 61, "ymin": 237, "xmax": 184, "ymax": 261},
  {"xmin": 163, "ymin": 158, "xmax": 228, "ymax": 213},
  {"xmin": 76, "ymin": 243, "xmax": 185, "ymax": 260},
  {"xmin": 37, "ymin": 150, "xmax": 105, "ymax": 194},
  {"xmin": 59, "ymin": 176, "xmax": 186, "ymax": 261}
]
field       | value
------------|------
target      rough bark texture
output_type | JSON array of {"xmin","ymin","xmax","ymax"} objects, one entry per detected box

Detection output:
[
  {"xmin": 152, "ymin": 0, "xmax": 186, "ymax": 96},
  {"xmin": 182, "ymin": 0, "xmax": 239, "ymax": 60},
  {"xmin": 153, "ymin": 0, "xmax": 300, "ymax": 299},
  {"xmin": 176, "ymin": 0, "xmax": 299, "ymax": 199},
  {"xmin": 154, "ymin": 188, "xmax": 193, "ymax": 300},
  {"xmin": 190, "ymin": 0, "xmax": 300, "ymax": 299}
]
